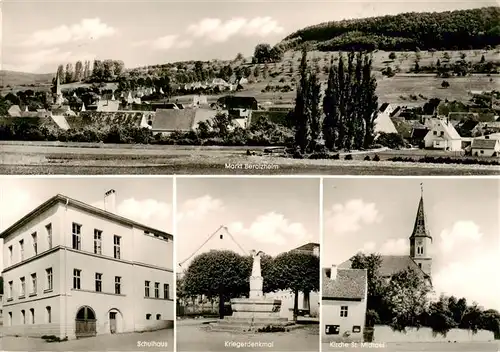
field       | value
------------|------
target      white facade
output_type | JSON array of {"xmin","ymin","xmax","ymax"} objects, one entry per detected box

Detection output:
[
  {"xmin": 1, "ymin": 195, "xmax": 173, "ymax": 339},
  {"xmin": 423, "ymin": 118, "xmax": 462, "ymax": 151}
]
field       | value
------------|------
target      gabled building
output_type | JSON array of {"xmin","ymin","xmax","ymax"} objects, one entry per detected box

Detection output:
[
  {"xmin": 322, "ymin": 267, "xmax": 368, "ymax": 342},
  {"xmin": 374, "ymin": 103, "xmax": 398, "ymax": 135},
  {"xmin": 423, "ymin": 117, "xmax": 462, "ymax": 151},
  {"xmin": 1, "ymin": 190, "xmax": 174, "ymax": 339},
  {"xmin": 471, "ymin": 137, "xmax": 500, "ymax": 157},
  {"xmin": 339, "ymin": 186, "xmax": 433, "ymax": 287}
]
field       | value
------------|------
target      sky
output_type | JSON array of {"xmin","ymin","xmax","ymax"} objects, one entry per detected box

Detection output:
[
  {"xmin": 176, "ymin": 177, "xmax": 319, "ymax": 270},
  {"xmin": 323, "ymin": 177, "xmax": 500, "ymax": 311},
  {"xmin": 0, "ymin": 177, "xmax": 174, "ymax": 271},
  {"xmin": 1, "ymin": 0, "xmax": 495, "ymax": 73}
]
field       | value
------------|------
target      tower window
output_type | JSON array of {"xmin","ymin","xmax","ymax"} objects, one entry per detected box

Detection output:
[{"xmin": 418, "ymin": 263, "xmax": 422, "ymax": 269}]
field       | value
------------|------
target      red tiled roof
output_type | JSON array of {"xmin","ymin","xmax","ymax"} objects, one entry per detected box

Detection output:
[{"xmin": 322, "ymin": 268, "xmax": 367, "ymax": 300}]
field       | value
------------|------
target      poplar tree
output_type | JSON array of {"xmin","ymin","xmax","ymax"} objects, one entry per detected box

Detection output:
[
  {"xmin": 294, "ymin": 48, "xmax": 310, "ymax": 153},
  {"xmin": 308, "ymin": 63, "xmax": 322, "ymax": 152}
]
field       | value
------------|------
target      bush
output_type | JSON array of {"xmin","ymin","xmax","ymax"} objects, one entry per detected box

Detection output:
[
  {"xmin": 364, "ymin": 155, "xmax": 371, "ymax": 161},
  {"xmin": 309, "ymin": 152, "xmax": 330, "ymax": 159},
  {"xmin": 373, "ymin": 154, "xmax": 381, "ymax": 161},
  {"xmin": 376, "ymin": 132, "xmax": 406, "ymax": 149},
  {"xmin": 332, "ymin": 153, "xmax": 340, "ymax": 160},
  {"xmin": 345, "ymin": 154, "xmax": 353, "ymax": 160}
]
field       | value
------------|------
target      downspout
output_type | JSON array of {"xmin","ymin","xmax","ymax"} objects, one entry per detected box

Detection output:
[{"xmin": 64, "ymin": 198, "xmax": 69, "ymax": 339}]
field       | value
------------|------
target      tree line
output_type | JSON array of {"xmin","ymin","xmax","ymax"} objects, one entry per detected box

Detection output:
[
  {"xmin": 293, "ymin": 48, "xmax": 378, "ymax": 154},
  {"xmin": 352, "ymin": 253, "xmax": 500, "ymax": 337},
  {"xmin": 56, "ymin": 59, "xmax": 125, "ymax": 84},
  {"xmin": 281, "ymin": 7, "xmax": 500, "ymax": 52},
  {"xmin": 177, "ymin": 250, "xmax": 319, "ymax": 320}
]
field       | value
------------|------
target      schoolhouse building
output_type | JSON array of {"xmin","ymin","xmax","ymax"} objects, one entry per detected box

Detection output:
[{"xmin": 1, "ymin": 190, "xmax": 174, "ymax": 340}]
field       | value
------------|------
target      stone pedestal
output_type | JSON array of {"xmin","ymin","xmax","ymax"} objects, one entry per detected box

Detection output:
[{"xmin": 249, "ymin": 276, "xmax": 263, "ymax": 299}]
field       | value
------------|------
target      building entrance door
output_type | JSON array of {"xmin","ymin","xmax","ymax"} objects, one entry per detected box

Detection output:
[
  {"xmin": 109, "ymin": 312, "xmax": 117, "ymax": 334},
  {"xmin": 75, "ymin": 306, "xmax": 97, "ymax": 338}
]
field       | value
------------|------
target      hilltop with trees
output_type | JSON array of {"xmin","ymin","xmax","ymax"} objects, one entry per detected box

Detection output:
[{"xmin": 279, "ymin": 7, "xmax": 500, "ymax": 52}]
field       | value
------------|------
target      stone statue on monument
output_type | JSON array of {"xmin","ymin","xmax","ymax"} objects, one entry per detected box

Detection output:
[{"xmin": 250, "ymin": 249, "xmax": 263, "ymax": 278}]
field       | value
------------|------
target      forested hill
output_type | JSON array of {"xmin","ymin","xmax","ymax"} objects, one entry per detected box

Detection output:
[{"xmin": 279, "ymin": 6, "xmax": 500, "ymax": 52}]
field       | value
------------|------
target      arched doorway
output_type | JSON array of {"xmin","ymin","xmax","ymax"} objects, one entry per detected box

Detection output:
[
  {"xmin": 75, "ymin": 306, "xmax": 97, "ymax": 338},
  {"xmin": 106, "ymin": 308, "xmax": 123, "ymax": 334}
]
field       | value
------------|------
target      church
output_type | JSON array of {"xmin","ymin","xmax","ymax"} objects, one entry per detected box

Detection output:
[{"xmin": 339, "ymin": 185, "xmax": 433, "ymax": 287}]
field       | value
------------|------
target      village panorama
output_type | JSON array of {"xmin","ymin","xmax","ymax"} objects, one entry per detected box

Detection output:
[{"xmin": 0, "ymin": 5, "xmax": 499, "ymax": 175}]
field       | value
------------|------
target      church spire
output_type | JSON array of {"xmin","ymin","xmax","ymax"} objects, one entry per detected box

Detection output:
[{"xmin": 410, "ymin": 183, "xmax": 432, "ymax": 240}]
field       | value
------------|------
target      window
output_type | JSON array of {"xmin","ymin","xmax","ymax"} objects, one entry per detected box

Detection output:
[
  {"xmin": 325, "ymin": 325, "xmax": 340, "ymax": 335},
  {"xmin": 353, "ymin": 326, "xmax": 361, "ymax": 333},
  {"xmin": 340, "ymin": 306, "xmax": 348, "ymax": 317},
  {"xmin": 440, "ymin": 131, "xmax": 444, "ymax": 136},
  {"xmin": 113, "ymin": 235, "xmax": 121, "ymax": 259},
  {"xmin": 31, "ymin": 273, "xmax": 37, "ymax": 295},
  {"xmin": 146, "ymin": 314, "xmax": 152, "ymax": 320},
  {"xmin": 21, "ymin": 310, "xmax": 26, "ymax": 324},
  {"xmin": 8, "ymin": 312, "xmax": 12, "ymax": 326},
  {"xmin": 8, "ymin": 281, "xmax": 13, "ymax": 299},
  {"xmin": 95, "ymin": 273, "xmax": 102, "ymax": 292},
  {"xmin": 220, "ymin": 234, "xmax": 223, "ymax": 239},
  {"xmin": 20, "ymin": 277, "xmax": 26, "ymax": 297},
  {"xmin": 145, "ymin": 281, "xmax": 150, "ymax": 297},
  {"xmin": 433, "ymin": 131, "xmax": 437, "ymax": 135},
  {"xmin": 115, "ymin": 276, "xmax": 121, "ymax": 294},
  {"xmin": 19, "ymin": 239, "xmax": 24, "ymax": 261},
  {"xmin": 164, "ymin": 284, "xmax": 169, "ymax": 300},
  {"xmin": 32, "ymin": 232, "xmax": 38, "ymax": 255},
  {"xmin": 30, "ymin": 308, "xmax": 35, "ymax": 324},
  {"xmin": 46, "ymin": 306, "xmax": 52, "ymax": 323},
  {"xmin": 418, "ymin": 263, "xmax": 422, "ymax": 269},
  {"xmin": 73, "ymin": 269, "xmax": 81, "ymax": 289},
  {"xmin": 156, "ymin": 314, "xmax": 161, "ymax": 320},
  {"xmin": 72, "ymin": 223, "xmax": 82, "ymax": 250},
  {"xmin": 94, "ymin": 229, "xmax": 102, "ymax": 254},
  {"xmin": 46, "ymin": 268, "xmax": 53, "ymax": 291},
  {"xmin": 46, "ymin": 224, "xmax": 52, "ymax": 249},
  {"xmin": 154, "ymin": 282, "xmax": 160, "ymax": 298},
  {"xmin": 8, "ymin": 246, "xmax": 12, "ymax": 265},
  {"xmin": 480, "ymin": 150, "xmax": 484, "ymax": 154}
]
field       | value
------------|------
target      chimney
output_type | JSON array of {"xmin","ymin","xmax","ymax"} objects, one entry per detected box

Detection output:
[
  {"xmin": 330, "ymin": 264, "xmax": 337, "ymax": 280},
  {"xmin": 104, "ymin": 189, "xmax": 116, "ymax": 213}
]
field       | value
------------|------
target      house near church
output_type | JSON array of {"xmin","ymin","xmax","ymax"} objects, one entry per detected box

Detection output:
[
  {"xmin": 1, "ymin": 190, "xmax": 174, "ymax": 340},
  {"xmin": 322, "ymin": 267, "xmax": 368, "ymax": 342},
  {"xmin": 151, "ymin": 109, "xmax": 217, "ymax": 135},
  {"xmin": 339, "ymin": 187, "xmax": 433, "ymax": 287}
]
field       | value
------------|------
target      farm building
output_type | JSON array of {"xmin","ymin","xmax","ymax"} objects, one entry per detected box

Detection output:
[
  {"xmin": 471, "ymin": 137, "xmax": 500, "ymax": 157},
  {"xmin": 423, "ymin": 118, "xmax": 462, "ymax": 151},
  {"xmin": 96, "ymin": 100, "xmax": 120, "ymax": 112},
  {"xmin": 1, "ymin": 191, "xmax": 174, "ymax": 340},
  {"xmin": 322, "ymin": 267, "xmax": 368, "ymax": 342},
  {"xmin": 472, "ymin": 122, "xmax": 500, "ymax": 136},
  {"xmin": 7, "ymin": 105, "xmax": 22, "ymax": 117}
]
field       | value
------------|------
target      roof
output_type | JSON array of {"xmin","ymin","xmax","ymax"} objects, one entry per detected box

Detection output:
[
  {"xmin": 472, "ymin": 138, "xmax": 499, "ymax": 149},
  {"xmin": 292, "ymin": 242, "xmax": 319, "ymax": 252},
  {"xmin": 339, "ymin": 255, "xmax": 427, "ymax": 279},
  {"xmin": 428, "ymin": 118, "xmax": 462, "ymax": 140},
  {"xmin": 411, "ymin": 126, "xmax": 429, "ymax": 140},
  {"xmin": 152, "ymin": 109, "xmax": 197, "ymax": 132},
  {"xmin": 322, "ymin": 268, "xmax": 367, "ymax": 300},
  {"xmin": 410, "ymin": 194, "xmax": 432, "ymax": 240},
  {"xmin": 379, "ymin": 102, "xmax": 390, "ymax": 113},
  {"xmin": 0, "ymin": 194, "xmax": 172, "ymax": 241},
  {"xmin": 217, "ymin": 96, "xmax": 258, "ymax": 110},
  {"xmin": 8, "ymin": 105, "xmax": 22, "ymax": 117}
]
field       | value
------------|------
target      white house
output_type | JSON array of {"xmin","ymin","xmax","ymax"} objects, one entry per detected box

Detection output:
[
  {"xmin": 423, "ymin": 118, "xmax": 462, "ymax": 151},
  {"xmin": 1, "ymin": 190, "xmax": 174, "ymax": 340},
  {"xmin": 471, "ymin": 136, "xmax": 500, "ymax": 157},
  {"xmin": 322, "ymin": 266, "xmax": 368, "ymax": 342}
]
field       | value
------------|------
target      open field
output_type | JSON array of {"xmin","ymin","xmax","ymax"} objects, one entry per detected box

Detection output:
[
  {"xmin": 1, "ymin": 49, "xmax": 498, "ymax": 105},
  {"xmin": 0, "ymin": 142, "xmax": 498, "ymax": 175},
  {"xmin": 322, "ymin": 341, "xmax": 500, "ymax": 351}
]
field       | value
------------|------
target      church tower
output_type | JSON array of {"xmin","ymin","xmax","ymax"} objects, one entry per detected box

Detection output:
[
  {"xmin": 53, "ymin": 70, "xmax": 63, "ymax": 105},
  {"xmin": 409, "ymin": 183, "xmax": 433, "ymax": 278}
]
